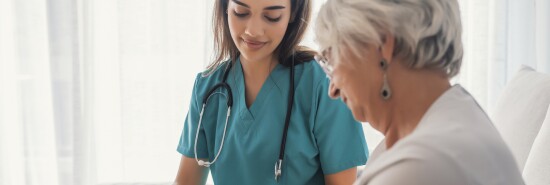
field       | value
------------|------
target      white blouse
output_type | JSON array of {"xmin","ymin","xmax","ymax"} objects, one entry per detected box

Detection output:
[{"xmin": 355, "ymin": 85, "xmax": 525, "ymax": 185}]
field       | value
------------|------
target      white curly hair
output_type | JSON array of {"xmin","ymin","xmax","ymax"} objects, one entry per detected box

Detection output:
[{"xmin": 315, "ymin": 0, "xmax": 463, "ymax": 77}]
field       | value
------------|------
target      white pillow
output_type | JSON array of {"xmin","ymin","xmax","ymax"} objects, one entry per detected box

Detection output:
[
  {"xmin": 492, "ymin": 65, "xmax": 550, "ymax": 170},
  {"xmin": 523, "ymin": 106, "xmax": 550, "ymax": 185}
]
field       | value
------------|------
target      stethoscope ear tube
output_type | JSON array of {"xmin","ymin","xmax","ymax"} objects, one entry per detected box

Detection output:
[
  {"xmin": 203, "ymin": 83, "xmax": 233, "ymax": 107},
  {"xmin": 275, "ymin": 57, "xmax": 296, "ymax": 181},
  {"xmin": 195, "ymin": 62, "xmax": 234, "ymax": 168}
]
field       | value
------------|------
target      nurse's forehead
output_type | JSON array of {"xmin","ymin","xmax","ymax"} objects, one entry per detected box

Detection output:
[{"xmin": 230, "ymin": 0, "xmax": 289, "ymax": 9}]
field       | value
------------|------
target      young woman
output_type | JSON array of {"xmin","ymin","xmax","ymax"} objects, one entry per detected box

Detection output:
[{"xmin": 174, "ymin": 0, "xmax": 368, "ymax": 184}]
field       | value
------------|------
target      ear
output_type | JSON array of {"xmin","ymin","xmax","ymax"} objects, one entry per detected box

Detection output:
[{"xmin": 380, "ymin": 33, "xmax": 395, "ymax": 64}]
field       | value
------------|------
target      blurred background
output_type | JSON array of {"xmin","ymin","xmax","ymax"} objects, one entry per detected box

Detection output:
[{"xmin": 0, "ymin": 0, "xmax": 548, "ymax": 185}]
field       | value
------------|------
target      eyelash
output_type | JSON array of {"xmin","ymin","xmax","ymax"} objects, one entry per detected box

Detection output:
[
  {"xmin": 265, "ymin": 16, "xmax": 281, "ymax": 22},
  {"xmin": 233, "ymin": 11, "xmax": 281, "ymax": 23}
]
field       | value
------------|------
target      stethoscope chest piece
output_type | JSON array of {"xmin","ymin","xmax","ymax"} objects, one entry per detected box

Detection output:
[{"xmin": 274, "ymin": 159, "xmax": 283, "ymax": 181}]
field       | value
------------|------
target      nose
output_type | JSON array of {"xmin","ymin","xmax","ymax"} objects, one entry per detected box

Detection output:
[
  {"xmin": 328, "ymin": 81, "xmax": 341, "ymax": 99},
  {"xmin": 244, "ymin": 16, "xmax": 264, "ymax": 37}
]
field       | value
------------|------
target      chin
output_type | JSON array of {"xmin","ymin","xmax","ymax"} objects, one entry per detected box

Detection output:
[
  {"xmin": 353, "ymin": 113, "xmax": 368, "ymax": 123},
  {"xmin": 240, "ymin": 50, "xmax": 269, "ymax": 62},
  {"xmin": 350, "ymin": 107, "xmax": 368, "ymax": 122}
]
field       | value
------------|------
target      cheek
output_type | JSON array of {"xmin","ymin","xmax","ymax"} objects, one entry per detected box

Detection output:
[
  {"xmin": 334, "ymin": 64, "xmax": 376, "ymax": 118},
  {"xmin": 267, "ymin": 23, "xmax": 288, "ymax": 46},
  {"xmin": 344, "ymin": 72, "xmax": 370, "ymax": 103},
  {"xmin": 228, "ymin": 17, "xmax": 242, "ymax": 40},
  {"xmin": 334, "ymin": 64, "xmax": 366, "ymax": 90},
  {"xmin": 341, "ymin": 81, "xmax": 370, "ymax": 122},
  {"xmin": 349, "ymin": 78, "xmax": 375, "ymax": 122}
]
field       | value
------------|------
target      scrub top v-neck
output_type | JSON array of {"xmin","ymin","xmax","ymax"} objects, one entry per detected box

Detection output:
[{"xmin": 178, "ymin": 58, "xmax": 369, "ymax": 185}]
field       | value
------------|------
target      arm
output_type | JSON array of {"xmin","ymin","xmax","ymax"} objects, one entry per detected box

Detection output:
[
  {"xmin": 174, "ymin": 73, "xmax": 210, "ymax": 185},
  {"xmin": 311, "ymin": 77, "xmax": 368, "ymax": 184},
  {"xmin": 173, "ymin": 156, "xmax": 209, "ymax": 185},
  {"xmin": 325, "ymin": 167, "xmax": 357, "ymax": 185}
]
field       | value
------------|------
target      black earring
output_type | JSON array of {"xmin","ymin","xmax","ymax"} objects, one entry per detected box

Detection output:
[
  {"xmin": 380, "ymin": 58, "xmax": 391, "ymax": 100},
  {"xmin": 380, "ymin": 59, "xmax": 388, "ymax": 70}
]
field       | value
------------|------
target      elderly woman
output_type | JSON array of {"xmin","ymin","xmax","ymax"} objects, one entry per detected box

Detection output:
[{"xmin": 314, "ymin": 0, "xmax": 525, "ymax": 184}]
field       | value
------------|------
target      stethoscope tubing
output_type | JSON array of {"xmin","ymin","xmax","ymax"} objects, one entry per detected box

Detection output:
[{"xmin": 194, "ymin": 58, "xmax": 295, "ymax": 181}]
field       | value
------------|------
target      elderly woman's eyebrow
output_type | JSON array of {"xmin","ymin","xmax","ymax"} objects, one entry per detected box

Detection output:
[{"xmin": 231, "ymin": 0, "xmax": 286, "ymax": 10}]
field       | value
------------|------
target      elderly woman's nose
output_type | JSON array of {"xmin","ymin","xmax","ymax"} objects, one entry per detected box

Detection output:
[{"xmin": 328, "ymin": 82, "xmax": 341, "ymax": 99}]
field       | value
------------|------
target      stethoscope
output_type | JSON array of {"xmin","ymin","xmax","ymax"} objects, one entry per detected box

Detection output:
[{"xmin": 194, "ymin": 58, "xmax": 295, "ymax": 182}]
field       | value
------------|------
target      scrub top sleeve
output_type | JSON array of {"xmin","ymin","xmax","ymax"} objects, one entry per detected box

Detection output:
[
  {"xmin": 312, "ymin": 78, "xmax": 369, "ymax": 175},
  {"xmin": 177, "ymin": 73, "xmax": 209, "ymax": 159}
]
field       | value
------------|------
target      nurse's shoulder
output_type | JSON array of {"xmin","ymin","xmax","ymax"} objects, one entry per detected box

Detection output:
[
  {"xmin": 297, "ymin": 59, "xmax": 331, "ymax": 90},
  {"xmin": 189, "ymin": 61, "xmax": 232, "ymax": 105}
]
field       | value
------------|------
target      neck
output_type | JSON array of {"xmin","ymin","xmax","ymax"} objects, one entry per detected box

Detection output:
[
  {"xmin": 240, "ymin": 55, "xmax": 278, "ymax": 80},
  {"xmin": 379, "ymin": 65, "xmax": 451, "ymax": 149}
]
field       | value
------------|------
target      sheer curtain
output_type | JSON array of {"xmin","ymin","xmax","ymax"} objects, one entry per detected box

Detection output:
[
  {"xmin": 1, "ymin": 0, "xmax": 60, "ymax": 185},
  {"xmin": 456, "ymin": 0, "xmax": 550, "ymax": 112},
  {"xmin": 1, "ymin": 0, "xmax": 211, "ymax": 184}
]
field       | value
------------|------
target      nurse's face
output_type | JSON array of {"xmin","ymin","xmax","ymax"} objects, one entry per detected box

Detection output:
[
  {"xmin": 325, "ymin": 45, "xmax": 385, "ymax": 123},
  {"xmin": 227, "ymin": 0, "xmax": 291, "ymax": 62}
]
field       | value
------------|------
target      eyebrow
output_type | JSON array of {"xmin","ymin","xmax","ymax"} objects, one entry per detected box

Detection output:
[{"xmin": 231, "ymin": 0, "xmax": 286, "ymax": 10}]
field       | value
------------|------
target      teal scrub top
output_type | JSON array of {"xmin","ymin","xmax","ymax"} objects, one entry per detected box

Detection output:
[{"xmin": 177, "ymin": 58, "xmax": 368, "ymax": 185}]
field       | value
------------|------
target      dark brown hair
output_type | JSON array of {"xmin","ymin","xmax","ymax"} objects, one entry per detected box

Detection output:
[{"xmin": 205, "ymin": 0, "xmax": 316, "ymax": 75}]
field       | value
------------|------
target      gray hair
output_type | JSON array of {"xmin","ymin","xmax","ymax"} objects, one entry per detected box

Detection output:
[{"xmin": 315, "ymin": 0, "xmax": 463, "ymax": 77}]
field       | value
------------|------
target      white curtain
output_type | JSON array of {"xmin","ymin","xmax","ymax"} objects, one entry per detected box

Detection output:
[
  {"xmin": 1, "ymin": 0, "xmax": 59, "ymax": 184},
  {"xmin": 456, "ymin": 0, "xmax": 550, "ymax": 112},
  {"xmin": 1, "ymin": 0, "xmax": 211, "ymax": 184}
]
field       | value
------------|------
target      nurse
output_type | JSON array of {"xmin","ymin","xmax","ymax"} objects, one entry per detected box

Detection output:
[{"xmin": 173, "ymin": 0, "xmax": 368, "ymax": 184}]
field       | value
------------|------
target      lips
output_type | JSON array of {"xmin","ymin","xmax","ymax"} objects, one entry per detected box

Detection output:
[{"xmin": 242, "ymin": 38, "xmax": 266, "ymax": 50}]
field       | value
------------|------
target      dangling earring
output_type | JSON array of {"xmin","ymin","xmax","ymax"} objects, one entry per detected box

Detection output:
[{"xmin": 380, "ymin": 58, "xmax": 392, "ymax": 100}]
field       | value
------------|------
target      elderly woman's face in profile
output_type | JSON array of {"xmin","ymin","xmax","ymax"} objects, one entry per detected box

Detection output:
[{"xmin": 326, "ymin": 45, "xmax": 385, "ymax": 123}]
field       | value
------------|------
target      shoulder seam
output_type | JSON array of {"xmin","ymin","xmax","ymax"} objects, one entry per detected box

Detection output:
[
  {"xmin": 193, "ymin": 73, "xmax": 202, "ymax": 110},
  {"xmin": 311, "ymin": 76, "xmax": 327, "ymax": 127}
]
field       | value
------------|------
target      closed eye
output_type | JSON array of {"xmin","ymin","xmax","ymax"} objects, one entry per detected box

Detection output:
[
  {"xmin": 265, "ymin": 16, "xmax": 281, "ymax": 22},
  {"xmin": 233, "ymin": 11, "xmax": 249, "ymax": 17}
]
